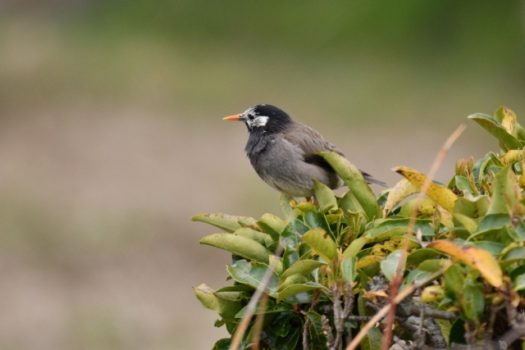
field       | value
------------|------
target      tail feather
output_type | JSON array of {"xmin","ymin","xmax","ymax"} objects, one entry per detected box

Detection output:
[{"xmin": 361, "ymin": 171, "xmax": 387, "ymax": 187}]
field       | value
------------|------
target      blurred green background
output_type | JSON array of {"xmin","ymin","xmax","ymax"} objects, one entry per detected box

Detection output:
[{"xmin": 0, "ymin": 1, "xmax": 524, "ymax": 349}]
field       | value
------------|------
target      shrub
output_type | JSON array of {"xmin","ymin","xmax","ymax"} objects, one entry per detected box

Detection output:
[{"xmin": 194, "ymin": 107, "xmax": 525, "ymax": 349}]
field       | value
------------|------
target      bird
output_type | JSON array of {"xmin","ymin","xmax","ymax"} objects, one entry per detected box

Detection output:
[{"xmin": 223, "ymin": 104, "xmax": 385, "ymax": 197}]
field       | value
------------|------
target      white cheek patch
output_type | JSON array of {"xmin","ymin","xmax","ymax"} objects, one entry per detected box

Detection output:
[{"xmin": 253, "ymin": 116, "xmax": 269, "ymax": 127}]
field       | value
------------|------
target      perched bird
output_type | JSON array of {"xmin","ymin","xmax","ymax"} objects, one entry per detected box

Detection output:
[{"xmin": 223, "ymin": 104, "xmax": 385, "ymax": 197}]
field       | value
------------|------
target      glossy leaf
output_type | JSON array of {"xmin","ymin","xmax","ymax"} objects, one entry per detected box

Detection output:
[
  {"xmin": 444, "ymin": 264, "xmax": 465, "ymax": 299},
  {"xmin": 192, "ymin": 213, "xmax": 256, "ymax": 232},
  {"xmin": 383, "ymin": 178, "xmax": 418, "ymax": 215},
  {"xmin": 343, "ymin": 237, "xmax": 368, "ymax": 258},
  {"xmin": 302, "ymin": 227, "xmax": 337, "ymax": 262},
  {"xmin": 194, "ymin": 283, "xmax": 243, "ymax": 319},
  {"xmin": 429, "ymin": 240, "xmax": 502, "ymax": 288},
  {"xmin": 319, "ymin": 151, "xmax": 380, "ymax": 219},
  {"xmin": 363, "ymin": 218, "xmax": 434, "ymax": 242},
  {"xmin": 513, "ymin": 274, "xmax": 525, "ymax": 291},
  {"xmin": 277, "ymin": 282, "xmax": 325, "ymax": 301},
  {"xmin": 487, "ymin": 166, "xmax": 518, "ymax": 215},
  {"xmin": 313, "ymin": 179, "xmax": 338, "ymax": 212},
  {"xmin": 226, "ymin": 260, "xmax": 279, "ymax": 297},
  {"xmin": 394, "ymin": 166, "xmax": 458, "ymax": 212},
  {"xmin": 380, "ymin": 249, "xmax": 403, "ymax": 281},
  {"xmin": 200, "ymin": 233, "xmax": 270, "ymax": 263},
  {"xmin": 503, "ymin": 246, "xmax": 525, "ymax": 263},
  {"xmin": 233, "ymin": 227, "xmax": 273, "ymax": 247},
  {"xmin": 360, "ymin": 328, "xmax": 383, "ymax": 350},
  {"xmin": 407, "ymin": 248, "xmax": 441, "ymax": 266},
  {"xmin": 280, "ymin": 259, "xmax": 324, "ymax": 280},
  {"xmin": 463, "ymin": 283, "xmax": 484, "ymax": 324},
  {"xmin": 341, "ymin": 256, "xmax": 357, "ymax": 283},
  {"xmin": 468, "ymin": 113, "xmax": 523, "ymax": 150},
  {"xmin": 258, "ymin": 213, "xmax": 288, "ymax": 240}
]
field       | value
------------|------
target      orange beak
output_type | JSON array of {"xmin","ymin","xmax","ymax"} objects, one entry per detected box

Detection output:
[{"xmin": 223, "ymin": 113, "xmax": 243, "ymax": 121}]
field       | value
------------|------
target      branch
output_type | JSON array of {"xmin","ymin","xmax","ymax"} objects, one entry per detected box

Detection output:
[
  {"xmin": 381, "ymin": 124, "xmax": 466, "ymax": 350},
  {"xmin": 229, "ymin": 245, "xmax": 284, "ymax": 350}
]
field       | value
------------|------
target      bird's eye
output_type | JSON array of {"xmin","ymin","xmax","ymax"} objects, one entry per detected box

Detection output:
[{"xmin": 248, "ymin": 114, "xmax": 255, "ymax": 120}]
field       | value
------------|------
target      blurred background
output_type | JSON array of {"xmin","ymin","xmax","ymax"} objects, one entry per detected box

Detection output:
[{"xmin": 0, "ymin": 1, "xmax": 524, "ymax": 349}]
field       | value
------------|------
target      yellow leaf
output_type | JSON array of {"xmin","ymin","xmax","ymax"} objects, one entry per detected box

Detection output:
[
  {"xmin": 383, "ymin": 178, "xmax": 418, "ymax": 216},
  {"xmin": 428, "ymin": 240, "xmax": 502, "ymax": 288},
  {"xmin": 393, "ymin": 166, "xmax": 458, "ymax": 212}
]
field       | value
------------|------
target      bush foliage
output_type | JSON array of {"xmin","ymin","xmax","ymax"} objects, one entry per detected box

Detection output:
[{"xmin": 194, "ymin": 107, "xmax": 525, "ymax": 349}]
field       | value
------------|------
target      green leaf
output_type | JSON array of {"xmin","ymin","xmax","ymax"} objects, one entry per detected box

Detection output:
[
  {"xmin": 302, "ymin": 228, "xmax": 337, "ymax": 262},
  {"xmin": 226, "ymin": 260, "xmax": 279, "ymax": 297},
  {"xmin": 487, "ymin": 167, "xmax": 518, "ymax": 215},
  {"xmin": 363, "ymin": 218, "xmax": 434, "ymax": 242},
  {"xmin": 503, "ymin": 246, "xmax": 525, "ymax": 263},
  {"xmin": 192, "ymin": 213, "xmax": 256, "ymax": 232},
  {"xmin": 477, "ymin": 213, "xmax": 511, "ymax": 232},
  {"xmin": 343, "ymin": 236, "xmax": 368, "ymax": 258},
  {"xmin": 280, "ymin": 259, "xmax": 324, "ymax": 280},
  {"xmin": 319, "ymin": 151, "xmax": 380, "ymax": 219},
  {"xmin": 313, "ymin": 180, "xmax": 338, "ymax": 212},
  {"xmin": 194, "ymin": 283, "xmax": 243, "ymax": 319},
  {"xmin": 418, "ymin": 259, "xmax": 450, "ymax": 272},
  {"xmin": 212, "ymin": 338, "xmax": 231, "ymax": 350},
  {"xmin": 462, "ymin": 283, "xmax": 484, "ymax": 324},
  {"xmin": 380, "ymin": 249, "xmax": 403, "ymax": 281},
  {"xmin": 444, "ymin": 264, "xmax": 465, "ymax": 299},
  {"xmin": 453, "ymin": 213, "xmax": 478, "ymax": 233},
  {"xmin": 407, "ymin": 248, "xmax": 441, "ymax": 266},
  {"xmin": 304, "ymin": 311, "xmax": 329, "ymax": 350},
  {"xmin": 277, "ymin": 282, "xmax": 325, "ymax": 301},
  {"xmin": 341, "ymin": 256, "xmax": 357, "ymax": 283},
  {"xmin": 233, "ymin": 227, "xmax": 273, "ymax": 248},
  {"xmin": 258, "ymin": 213, "xmax": 288, "ymax": 240},
  {"xmin": 360, "ymin": 328, "xmax": 383, "ymax": 350},
  {"xmin": 513, "ymin": 273, "xmax": 525, "ymax": 291},
  {"xmin": 200, "ymin": 233, "xmax": 270, "ymax": 263},
  {"xmin": 454, "ymin": 196, "xmax": 489, "ymax": 218},
  {"xmin": 449, "ymin": 319, "xmax": 466, "ymax": 345},
  {"xmin": 454, "ymin": 175, "xmax": 475, "ymax": 196},
  {"xmin": 468, "ymin": 113, "xmax": 523, "ymax": 150}
]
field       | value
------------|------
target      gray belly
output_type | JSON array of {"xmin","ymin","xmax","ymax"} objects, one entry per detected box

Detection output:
[{"xmin": 249, "ymin": 143, "xmax": 340, "ymax": 197}]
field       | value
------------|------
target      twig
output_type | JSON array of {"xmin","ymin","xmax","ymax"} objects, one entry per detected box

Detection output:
[
  {"xmin": 414, "ymin": 300, "xmax": 426, "ymax": 349},
  {"xmin": 251, "ymin": 292, "xmax": 269, "ymax": 350},
  {"xmin": 345, "ymin": 269, "xmax": 447, "ymax": 350},
  {"xmin": 343, "ymin": 284, "xmax": 354, "ymax": 345},
  {"xmin": 333, "ymin": 285, "xmax": 344, "ymax": 350},
  {"xmin": 302, "ymin": 316, "xmax": 310, "ymax": 350},
  {"xmin": 322, "ymin": 314, "xmax": 335, "ymax": 349},
  {"xmin": 381, "ymin": 124, "xmax": 466, "ymax": 350},
  {"xmin": 229, "ymin": 246, "xmax": 284, "ymax": 350}
]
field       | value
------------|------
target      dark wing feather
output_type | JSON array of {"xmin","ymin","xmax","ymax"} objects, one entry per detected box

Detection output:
[
  {"xmin": 282, "ymin": 122, "xmax": 344, "ymax": 175},
  {"xmin": 283, "ymin": 122, "xmax": 386, "ymax": 187}
]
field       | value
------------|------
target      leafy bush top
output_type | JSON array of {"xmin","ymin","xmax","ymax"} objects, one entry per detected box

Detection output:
[{"xmin": 194, "ymin": 107, "xmax": 525, "ymax": 350}]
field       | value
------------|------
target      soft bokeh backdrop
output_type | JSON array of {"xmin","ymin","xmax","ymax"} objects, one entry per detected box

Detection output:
[{"xmin": 1, "ymin": 1, "xmax": 524, "ymax": 349}]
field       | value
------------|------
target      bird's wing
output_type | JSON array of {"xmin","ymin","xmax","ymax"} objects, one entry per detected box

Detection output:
[
  {"xmin": 283, "ymin": 122, "xmax": 345, "ymax": 159},
  {"xmin": 283, "ymin": 122, "xmax": 387, "ymax": 187},
  {"xmin": 281, "ymin": 122, "xmax": 344, "ymax": 179}
]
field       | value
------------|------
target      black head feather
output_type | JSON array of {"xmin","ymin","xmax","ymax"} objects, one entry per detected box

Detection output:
[{"xmin": 243, "ymin": 104, "xmax": 293, "ymax": 134}]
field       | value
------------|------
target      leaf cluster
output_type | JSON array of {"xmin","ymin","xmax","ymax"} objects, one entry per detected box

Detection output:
[{"xmin": 194, "ymin": 106, "xmax": 525, "ymax": 349}]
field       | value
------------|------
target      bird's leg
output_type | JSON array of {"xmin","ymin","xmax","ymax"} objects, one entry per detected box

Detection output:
[{"xmin": 306, "ymin": 196, "xmax": 318, "ymax": 205}]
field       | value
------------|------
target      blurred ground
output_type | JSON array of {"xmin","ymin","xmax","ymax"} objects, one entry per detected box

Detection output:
[{"xmin": 0, "ymin": 2, "xmax": 524, "ymax": 349}]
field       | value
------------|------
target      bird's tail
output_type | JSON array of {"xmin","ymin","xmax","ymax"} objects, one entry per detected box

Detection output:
[{"xmin": 362, "ymin": 171, "xmax": 387, "ymax": 187}]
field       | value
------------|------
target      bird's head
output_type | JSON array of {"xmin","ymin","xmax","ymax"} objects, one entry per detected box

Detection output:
[{"xmin": 223, "ymin": 104, "xmax": 292, "ymax": 134}]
